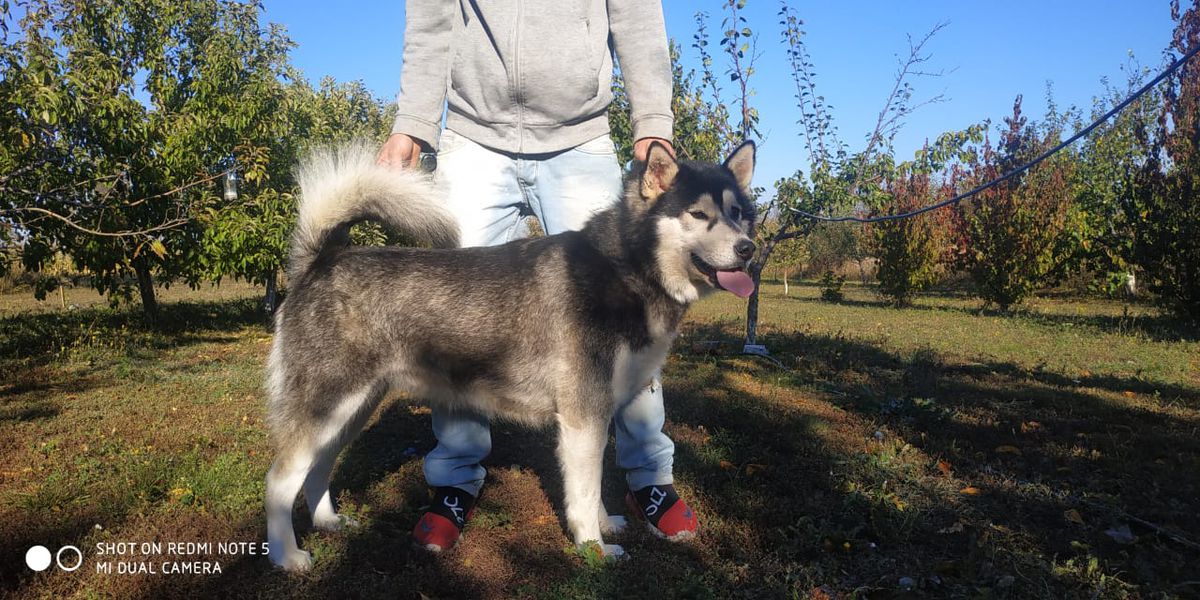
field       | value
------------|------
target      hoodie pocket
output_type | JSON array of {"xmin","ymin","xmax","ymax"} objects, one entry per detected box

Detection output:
[{"xmin": 519, "ymin": 16, "xmax": 603, "ymax": 125}]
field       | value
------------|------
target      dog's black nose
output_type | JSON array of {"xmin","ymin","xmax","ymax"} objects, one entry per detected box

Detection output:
[{"xmin": 734, "ymin": 240, "xmax": 756, "ymax": 260}]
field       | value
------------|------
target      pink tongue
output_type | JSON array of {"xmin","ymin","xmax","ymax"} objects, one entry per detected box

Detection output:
[{"xmin": 716, "ymin": 270, "xmax": 755, "ymax": 298}]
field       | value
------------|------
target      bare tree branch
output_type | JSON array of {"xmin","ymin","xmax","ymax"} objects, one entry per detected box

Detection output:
[
  {"xmin": 0, "ymin": 206, "xmax": 190, "ymax": 238},
  {"xmin": 852, "ymin": 21, "xmax": 950, "ymax": 194},
  {"xmin": 1, "ymin": 168, "xmax": 231, "ymax": 239}
]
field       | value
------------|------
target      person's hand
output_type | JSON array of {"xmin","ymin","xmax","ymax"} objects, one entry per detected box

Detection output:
[
  {"xmin": 376, "ymin": 133, "xmax": 424, "ymax": 170},
  {"xmin": 633, "ymin": 137, "xmax": 675, "ymax": 162}
]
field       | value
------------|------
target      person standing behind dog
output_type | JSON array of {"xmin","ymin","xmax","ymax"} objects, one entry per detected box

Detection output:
[{"xmin": 377, "ymin": 0, "xmax": 697, "ymax": 552}]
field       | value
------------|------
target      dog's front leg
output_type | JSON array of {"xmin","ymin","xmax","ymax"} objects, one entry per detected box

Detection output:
[{"xmin": 556, "ymin": 415, "xmax": 624, "ymax": 558}]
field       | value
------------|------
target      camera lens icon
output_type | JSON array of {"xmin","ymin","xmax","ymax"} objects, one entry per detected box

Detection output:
[{"xmin": 26, "ymin": 545, "xmax": 82, "ymax": 572}]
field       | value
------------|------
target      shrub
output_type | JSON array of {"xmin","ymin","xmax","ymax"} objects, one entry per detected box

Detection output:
[
  {"xmin": 819, "ymin": 270, "xmax": 845, "ymax": 302},
  {"xmin": 956, "ymin": 97, "xmax": 1073, "ymax": 311},
  {"xmin": 870, "ymin": 170, "xmax": 953, "ymax": 306}
]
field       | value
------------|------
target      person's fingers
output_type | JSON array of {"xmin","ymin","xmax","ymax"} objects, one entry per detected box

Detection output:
[
  {"xmin": 377, "ymin": 140, "xmax": 398, "ymax": 165},
  {"xmin": 632, "ymin": 139, "xmax": 649, "ymax": 162},
  {"xmin": 408, "ymin": 150, "xmax": 421, "ymax": 170},
  {"xmin": 377, "ymin": 134, "xmax": 417, "ymax": 170},
  {"xmin": 633, "ymin": 137, "xmax": 675, "ymax": 162}
]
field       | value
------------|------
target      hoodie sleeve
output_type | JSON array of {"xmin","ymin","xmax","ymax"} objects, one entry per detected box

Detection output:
[
  {"xmin": 607, "ymin": 0, "xmax": 674, "ymax": 142},
  {"xmin": 390, "ymin": 0, "xmax": 455, "ymax": 149}
]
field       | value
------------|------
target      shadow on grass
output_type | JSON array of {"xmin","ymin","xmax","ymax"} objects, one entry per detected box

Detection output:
[
  {"xmin": 0, "ymin": 297, "xmax": 268, "ymax": 368},
  {"xmin": 0, "ymin": 297, "xmax": 272, "ymax": 595},
  {"xmin": 0, "ymin": 297, "xmax": 269, "ymax": 406},
  {"xmin": 6, "ymin": 296, "xmax": 1196, "ymax": 598},
  {"xmin": 752, "ymin": 325, "xmax": 1200, "ymax": 592},
  {"xmin": 166, "ymin": 347, "xmax": 982, "ymax": 598}
]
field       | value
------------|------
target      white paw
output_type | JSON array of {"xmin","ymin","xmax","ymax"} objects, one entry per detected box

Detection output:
[
  {"xmin": 601, "ymin": 543, "xmax": 627, "ymax": 559},
  {"xmin": 601, "ymin": 514, "xmax": 628, "ymax": 535},
  {"xmin": 270, "ymin": 549, "xmax": 312, "ymax": 572}
]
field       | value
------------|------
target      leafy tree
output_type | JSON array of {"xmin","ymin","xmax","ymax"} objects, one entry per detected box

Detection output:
[
  {"xmin": 956, "ymin": 97, "xmax": 1074, "ymax": 311},
  {"xmin": 869, "ymin": 171, "xmax": 948, "ymax": 306},
  {"xmin": 869, "ymin": 128, "xmax": 982, "ymax": 305},
  {"xmin": 741, "ymin": 5, "xmax": 946, "ymax": 344},
  {"xmin": 198, "ymin": 76, "xmax": 392, "ymax": 314},
  {"xmin": 1070, "ymin": 63, "xmax": 1162, "ymax": 295},
  {"xmin": 609, "ymin": 35, "xmax": 743, "ymax": 166},
  {"xmin": 804, "ymin": 222, "xmax": 859, "ymax": 277},
  {"xmin": 1129, "ymin": 0, "xmax": 1200, "ymax": 320},
  {"xmin": 1, "ymin": 0, "xmax": 295, "ymax": 319},
  {"xmin": 763, "ymin": 227, "xmax": 807, "ymax": 295}
]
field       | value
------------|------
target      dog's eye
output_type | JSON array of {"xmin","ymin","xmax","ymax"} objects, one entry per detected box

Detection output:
[
  {"xmin": 689, "ymin": 210, "xmax": 709, "ymax": 220},
  {"xmin": 730, "ymin": 206, "xmax": 741, "ymax": 221}
]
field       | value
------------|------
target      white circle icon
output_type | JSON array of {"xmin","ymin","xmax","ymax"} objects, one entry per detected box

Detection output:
[
  {"xmin": 56, "ymin": 546, "xmax": 83, "ymax": 572},
  {"xmin": 26, "ymin": 546, "xmax": 52, "ymax": 571}
]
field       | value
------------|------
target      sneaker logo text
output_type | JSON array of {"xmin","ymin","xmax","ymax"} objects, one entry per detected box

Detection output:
[
  {"xmin": 444, "ymin": 496, "xmax": 465, "ymax": 525},
  {"xmin": 645, "ymin": 486, "xmax": 667, "ymax": 516}
]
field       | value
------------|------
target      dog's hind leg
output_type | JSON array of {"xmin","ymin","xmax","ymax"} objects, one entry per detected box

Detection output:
[
  {"xmin": 557, "ymin": 415, "xmax": 624, "ymax": 558},
  {"xmin": 266, "ymin": 438, "xmax": 317, "ymax": 571},
  {"xmin": 267, "ymin": 383, "xmax": 383, "ymax": 571},
  {"xmin": 304, "ymin": 448, "xmax": 349, "ymax": 532},
  {"xmin": 304, "ymin": 383, "xmax": 385, "ymax": 531}
]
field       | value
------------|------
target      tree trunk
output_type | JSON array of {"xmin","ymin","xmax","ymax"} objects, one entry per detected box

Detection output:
[
  {"xmin": 134, "ymin": 264, "xmax": 158, "ymax": 320},
  {"xmin": 783, "ymin": 267, "xmax": 789, "ymax": 296},
  {"xmin": 746, "ymin": 264, "xmax": 762, "ymax": 346},
  {"xmin": 263, "ymin": 269, "xmax": 279, "ymax": 315},
  {"xmin": 745, "ymin": 229, "xmax": 787, "ymax": 346}
]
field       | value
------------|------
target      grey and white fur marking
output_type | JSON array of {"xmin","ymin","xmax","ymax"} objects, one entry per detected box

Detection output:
[{"xmin": 265, "ymin": 140, "xmax": 757, "ymax": 570}]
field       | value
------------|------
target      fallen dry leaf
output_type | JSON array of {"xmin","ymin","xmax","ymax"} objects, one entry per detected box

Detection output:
[
  {"xmin": 744, "ymin": 463, "xmax": 767, "ymax": 476},
  {"xmin": 1064, "ymin": 509, "xmax": 1085, "ymax": 525},
  {"xmin": 807, "ymin": 587, "xmax": 833, "ymax": 600},
  {"xmin": 1122, "ymin": 390, "xmax": 1136, "ymax": 398},
  {"xmin": 960, "ymin": 486, "xmax": 982, "ymax": 495},
  {"xmin": 936, "ymin": 459, "xmax": 953, "ymax": 476},
  {"xmin": 718, "ymin": 460, "xmax": 736, "ymax": 471},
  {"xmin": 995, "ymin": 445, "xmax": 1023, "ymax": 456}
]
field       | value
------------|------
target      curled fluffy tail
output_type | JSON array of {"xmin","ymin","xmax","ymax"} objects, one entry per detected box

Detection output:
[{"xmin": 289, "ymin": 142, "xmax": 459, "ymax": 278}]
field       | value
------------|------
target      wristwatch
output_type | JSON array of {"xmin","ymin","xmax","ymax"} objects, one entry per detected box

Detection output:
[{"xmin": 419, "ymin": 152, "xmax": 437, "ymax": 173}]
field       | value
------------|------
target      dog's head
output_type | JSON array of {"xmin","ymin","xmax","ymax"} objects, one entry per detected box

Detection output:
[{"xmin": 632, "ymin": 141, "xmax": 758, "ymax": 304}]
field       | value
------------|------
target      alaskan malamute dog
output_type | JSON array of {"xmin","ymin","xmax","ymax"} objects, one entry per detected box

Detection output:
[{"xmin": 265, "ymin": 141, "xmax": 757, "ymax": 571}]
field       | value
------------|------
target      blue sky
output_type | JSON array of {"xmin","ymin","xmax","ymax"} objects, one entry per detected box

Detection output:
[{"xmin": 260, "ymin": 1, "xmax": 1177, "ymax": 189}]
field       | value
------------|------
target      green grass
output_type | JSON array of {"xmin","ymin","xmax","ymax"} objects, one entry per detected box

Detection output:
[{"xmin": 0, "ymin": 280, "xmax": 1196, "ymax": 599}]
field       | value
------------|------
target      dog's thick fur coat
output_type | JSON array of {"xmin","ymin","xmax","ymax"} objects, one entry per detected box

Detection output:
[{"xmin": 265, "ymin": 141, "xmax": 757, "ymax": 570}]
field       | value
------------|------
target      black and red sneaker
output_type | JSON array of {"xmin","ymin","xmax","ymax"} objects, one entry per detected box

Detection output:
[
  {"xmin": 412, "ymin": 486, "xmax": 477, "ymax": 553},
  {"xmin": 625, "ymin": 484, "xmax": 697, "ymax": 541}
]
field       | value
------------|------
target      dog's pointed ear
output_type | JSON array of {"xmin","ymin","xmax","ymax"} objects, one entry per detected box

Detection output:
[
  {"xmin": 724, "ymin": 141, "xmax": 756, "ymax": 193},
  {"xmin": 640, "ymin": 142, "xmax": 679, "ymax": 201}
]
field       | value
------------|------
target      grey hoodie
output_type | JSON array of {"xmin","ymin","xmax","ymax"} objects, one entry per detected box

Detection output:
[{"xmin": 391, "ymin": 0, "xmax": 674, "ymax": 154}]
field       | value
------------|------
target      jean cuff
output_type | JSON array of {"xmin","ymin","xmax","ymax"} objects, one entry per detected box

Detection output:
[{"xmin": 625, "ymin": 468, "xmax": 674, "ymax": 491}]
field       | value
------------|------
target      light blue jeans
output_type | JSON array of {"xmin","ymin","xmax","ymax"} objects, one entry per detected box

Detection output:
[{"xmin": 425, "ymin": 129, "xmax": 675, "ymax": 496}]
